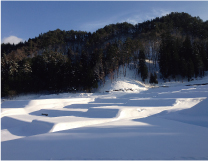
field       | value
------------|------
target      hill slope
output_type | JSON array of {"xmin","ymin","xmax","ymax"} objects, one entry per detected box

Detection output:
[{"xmin": 1, "ymin": 12, "xmax": 208, "ymax": 97}]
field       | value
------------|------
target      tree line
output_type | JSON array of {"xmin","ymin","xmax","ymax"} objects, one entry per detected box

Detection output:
[
  {"xmin": 159, "ymin": 32, "xmax": 208, "ymax": 81},
  {"xmin": 1, "ymin": 12, "xmax": 208, "ymax": 97},
  {"xmin": 1, "ymin": 38, "xmax": 143, "ymax": 96}
]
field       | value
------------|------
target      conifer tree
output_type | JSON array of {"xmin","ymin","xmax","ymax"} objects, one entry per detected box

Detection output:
[
  {"xmin": 138, "ymin": 50, "xmax": 148, "ymax": 82},
  {"xmin": 187, "ymin": 59, "xmax": 195, "ymax": 81},
  {"xmin": 181, "ymin": 36, "xmax": 192, "ymax": 60},
  {"xmin": 158, "ymin": 32, "xmax": 172, "ymax": 79},
  {"xmin": 180, "ymin": 59, "xmax": 188, "ymax": 82}
]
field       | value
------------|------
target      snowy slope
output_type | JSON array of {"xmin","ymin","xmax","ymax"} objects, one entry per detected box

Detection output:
[
  {"xmin": 97, "ymin": 63, "xmax": 149, "ymax": 93},
  {"xmin": 1, "ymin": 64, "xmax": 208, "ymax": 160}
]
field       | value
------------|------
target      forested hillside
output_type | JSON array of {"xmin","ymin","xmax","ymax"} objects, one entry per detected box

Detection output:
[{"xmin": 1, "ymin": 12, "xmax": 208, "ymax": 97}]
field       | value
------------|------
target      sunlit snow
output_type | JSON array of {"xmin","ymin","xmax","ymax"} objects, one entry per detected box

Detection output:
[{"xmin": 1, "ymin": 65, "xmax": 208, "ymax": 160}]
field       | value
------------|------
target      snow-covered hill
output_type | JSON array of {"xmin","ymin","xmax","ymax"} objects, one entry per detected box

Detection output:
[{"xmin": 1, "ymin": 64, "xmax": 208, "ymax": 160}]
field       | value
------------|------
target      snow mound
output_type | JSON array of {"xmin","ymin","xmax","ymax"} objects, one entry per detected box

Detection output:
[
  {"xmin": 97, "ymin": 64, "xmax": 148, "ymax": 93},
  {"xmin": 112, "ymin": 79, "xmax": 147, "ymax": 92},
  {"xmin": 98, "ymin": 79, "xmax": 148, "ymax": 93}
]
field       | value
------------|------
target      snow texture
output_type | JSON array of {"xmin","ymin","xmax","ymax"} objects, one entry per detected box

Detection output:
[{"xmin": 1, "ymin": 65, "xmax": 208, "ymax": 160}]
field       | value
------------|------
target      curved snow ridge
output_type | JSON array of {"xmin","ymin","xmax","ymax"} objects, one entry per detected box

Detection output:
[
  {"xmin": 50, "ymin": 108, "xmax": 139, "ymax": 132},
  {"xmin": 49, "ymin": 108, "xmax": 139, "ymax": 132},
  {"xmin": 2, "ymin": 96, "xmax": 205, "ymax": 141},
  {"xmin": 50, "ymin": 97, "xmax": 207, "ymax": 133},
  {"xmin": 1, "ymin": 108, "xmax": 27, "ymax": 118},
  {"xmin": 50, "ymin": 107, "xmax": 161, "ymax": 133},
  {"xmin": 50, "ymin": 118, "xmax": 114, "ymax": 132},
  {"xmin": 172, "ymin": 97, "xmax": 206, "ymax": 109},
  {"xmin": 2, "ymin": 96, "xmax": 206, "ymax": 141},
  {"xmin": 115, "ymin": 108, "xmax": 143, "ymax": 120},
  {"xmin": 1, "ymin": 97, "xmax": 95, "ymax": 118},
  {"xmin": 25, "ymin": 97, "xmax": 95, "ymax": 108}
]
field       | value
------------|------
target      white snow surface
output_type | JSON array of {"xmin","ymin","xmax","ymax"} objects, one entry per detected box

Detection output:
[{"xmin": 1, "ymin": 65, "xmax": 208, "ymax": 160}]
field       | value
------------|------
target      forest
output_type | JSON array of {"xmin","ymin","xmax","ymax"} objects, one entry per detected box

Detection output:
[{"xmin": 1, "ymin": 12, "xmax": 208, "ymax": 97}]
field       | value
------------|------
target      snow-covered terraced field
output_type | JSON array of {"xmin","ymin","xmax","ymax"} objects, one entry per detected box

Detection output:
[{"xmin": 1, "ymin": 67, "xmax": 208, "ymax": 160}]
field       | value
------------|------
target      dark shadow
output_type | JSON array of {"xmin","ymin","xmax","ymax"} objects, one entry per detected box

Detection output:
[
  {"xmin": 88, "ymin": 98, "xmax": 129, "ymax": 104},
  {"xmin": 30, "ymin": 108, "xmax": 119, "ymax": 118},
  {"xmin": 64, "ymin": 97, "xmax": 128, "ymax": 109},
  {"xmin": 1, "ymin": 117, "xmax": 30, "ymax": 130},
  {"xmin": 1, "ymin": 100, "xmax": 30, "ymax": 108},
  {"xmin": 65, "ymin": 98, "xmax": 176, "ymax": 109},
  {"xmin": 64, "ymin": 103, "xmax": 123, "ymax": 109},
  {"xmin": 1, "ymin": 122, "xmax": 182, "ymax": 160},
  {"xmin": 125, "ymin": 99, "xmax": 176, "ymax": 106},
  {"xmin": 5, "ymin": 119, "xmax": 54, "ymax": 137}
]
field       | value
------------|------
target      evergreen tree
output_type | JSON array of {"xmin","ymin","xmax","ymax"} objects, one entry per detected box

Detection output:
[
  {"xmin": 187, "ymin": 59, "xmax": 195, "ymax": 81},
  {"xmin": 138, "ymin": 50, "xmax": 148, "ymax": 82},
  {"xmin": 180, "ymin": 59, "xmax": 188, "ymax": 82},
  {"xmin": 171, "ymin": 38, "xmax": 181, "ymax": 79},
  {"xmin": 158, "ymin": 32, "xmax": 172, "ymax": 79},
  {"xmin": 181, "ymin": 36, "xmax": 192, "ymax": 60},
  {"xmin": 192, "ymin": 41, "xmax": 204, "ymax": 78}
]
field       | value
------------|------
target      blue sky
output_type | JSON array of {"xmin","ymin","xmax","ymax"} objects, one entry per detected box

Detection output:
[{"xmin": 1, "ymin": 1, "xmax": 208, "ymax": 44}]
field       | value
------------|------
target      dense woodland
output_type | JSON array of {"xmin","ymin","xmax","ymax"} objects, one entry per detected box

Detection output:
[{"xmin": 1, "ymin": 12, "xmax": 208, "ymax": 97}]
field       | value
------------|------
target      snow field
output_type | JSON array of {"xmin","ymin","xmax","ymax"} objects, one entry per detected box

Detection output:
[{"xmin": 1, "ymin": 65, "xmax": 208, "ymax": 160}]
